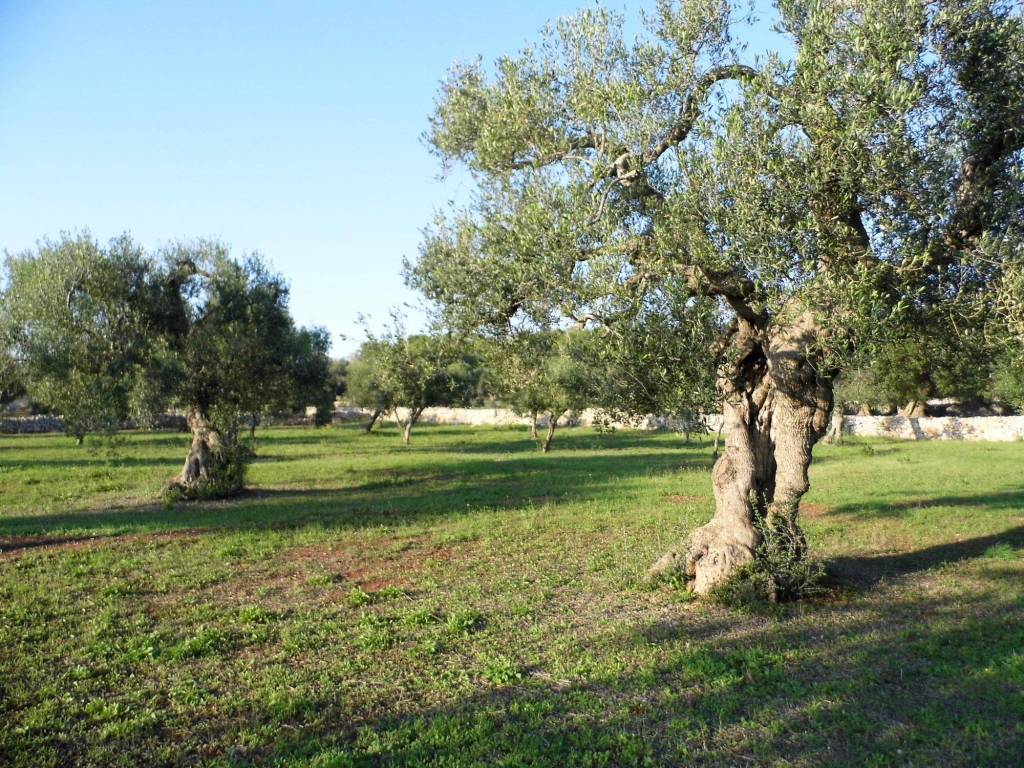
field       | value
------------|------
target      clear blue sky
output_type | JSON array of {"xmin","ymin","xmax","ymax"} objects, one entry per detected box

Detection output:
[{"xmin": 0, "ymin": 1, "xmax": 782, "ymax": 357}]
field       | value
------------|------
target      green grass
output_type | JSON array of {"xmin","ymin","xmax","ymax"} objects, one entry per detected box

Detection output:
[{"xmin": 1, "ymin": 424, "xmax": 1022, "ymax": 767}]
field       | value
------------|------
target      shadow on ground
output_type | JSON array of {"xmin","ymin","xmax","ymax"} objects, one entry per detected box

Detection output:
[
  {"xmin": 828, "ymin": 523, "xmax": 1024, "ymax": 586},
  {"xmin": 0, "ymin": 448, "xmax": 714, "ymax": 542},
  {"xmin": 176, "ymin": 529, "xmax": 1024, "ymax": 766}
]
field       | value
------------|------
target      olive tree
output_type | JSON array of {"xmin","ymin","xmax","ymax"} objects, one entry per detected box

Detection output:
[
  {"xmin": 0, "ymin": 233, "xmax": 170, "ymax": 443},
  {"xmin": 488, "ymin": 330, "xmax": 595, "ymax": 451},
  {"xmin": 3, "ymin": 234, "xmax": 332, "ymax": 497},
  {"xmin": 162, "ymin": 243, "xmax": 322, "ymax": 498},
  {"xmin": 364, "ymin": 326, "xmax": 465, "ymax": 444},
  {"xmin": 346, "ymin": 340, "xmax": 395, "ymax": 432},
  {"xmin": 410, "ymin": 0, "xmax": 1024, "ymax": 596}
]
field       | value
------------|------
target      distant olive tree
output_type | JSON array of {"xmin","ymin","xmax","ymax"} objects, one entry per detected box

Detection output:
[
  {"xmin": 2, "ymin": 234, "xmax": 331, "ymax": 498},
  {"xmin": 0, "ymin": 233, "xmax": 170, "ymax": 443},
  {"xmin": 487, "ymin": 330, "xmax": 595, "ymax": 452},
  {"xmin": 346, "ymin": 340, "xmax": 395, "ymax": 432},
  {"xmin": 363, "ymin": 323, "xmax": 466, "ymax": 444}
]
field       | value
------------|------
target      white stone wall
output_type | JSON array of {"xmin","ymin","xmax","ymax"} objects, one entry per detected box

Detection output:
[
  {"xmin": 843, "ymin": 415, "xmax": 1024, "ymax": 442},
  {"xmin": 336, "ymin": 407, "xmax": 1024, "ymax": 442},
  {"xmin": 336, "ymin": 406, "xmax": 723, "ymax": 432}
]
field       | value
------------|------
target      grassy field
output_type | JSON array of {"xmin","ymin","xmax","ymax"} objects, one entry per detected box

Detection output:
[{"xmin": 1, "ymin": 424, "xmax": 1023, "ymax": 767}]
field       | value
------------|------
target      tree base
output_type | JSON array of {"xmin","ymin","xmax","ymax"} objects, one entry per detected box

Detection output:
[
  {"xmin": 649, "ymin": 513, "xmax": 823, "ymax": 602},
  {"xmin": 648, "ymin": 519, "xmax": 758, "ymax": 595},
  {"xmin": 167, "ymin": 427, "xmax": 252, "ymax": 501}
]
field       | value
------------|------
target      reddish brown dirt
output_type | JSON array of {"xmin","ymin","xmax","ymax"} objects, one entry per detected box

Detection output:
[
  {"xmin": 207, "ymin": 536, "xmax": 477, "ymax": 609},
  {"xmin": 0, "ymin": 529, "xmax": 207, "ymax": 559},
  {"xmin": 665, "ymin": 495, "xmax": 711, "ymax": 505},
  {"xmin": 801, "ymin": 503, "xmax": 830, "ymax": 518}
]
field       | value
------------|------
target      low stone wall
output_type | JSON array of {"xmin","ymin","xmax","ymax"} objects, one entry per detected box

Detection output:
[
  {"xmin": 0, "ymin": 415, "xmax": 66, "ymax": 434},
  {"xmin": 0, "ymin": 414, "xmax": 188, "ymax": 435},
  {"xmin": 338, "ymin": 406, "xmax": 723, "ymax": 433},
  {"xmin": 350, "ymin": 408, "xmax": 1024, "ymax": 442},
  {"xmin": 5, "ymin": 408, "xmax": 1020, "ymax": 442},
  {"xmin": 844, "ymin": 415, "xmax": 1024, "ymax": 442}
]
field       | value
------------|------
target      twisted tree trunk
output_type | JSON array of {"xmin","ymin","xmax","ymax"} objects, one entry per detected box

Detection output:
[
  {"xmin": 395, "ymin": 407, "xmax": 425, "ymax": 445},
  {"xmin": 169, "ymin": 411, "xmax": 247, "ymax": 498},
  {"xmin": 650, "ymin": 310, "xmax": 833, "ymax": 595}
]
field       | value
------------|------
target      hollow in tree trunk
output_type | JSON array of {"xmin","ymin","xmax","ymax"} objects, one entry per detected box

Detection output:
[
  {"xmin": 649, "ymin": 310, "xmax": 833, "ymax": 596},
  {"xmin": 168, "ymin": 410, "xmax": 249, "ymax": 499}
]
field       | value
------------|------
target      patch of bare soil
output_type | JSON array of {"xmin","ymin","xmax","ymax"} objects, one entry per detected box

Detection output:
[
  {"xmin": 209, "ymin": 536, "xmax": 478, "ymax": 609},
  {"xmin": 801, "ymin": 503, "xmax": 831, "ymax": 518},
  {"xmin": 665, "ymin": 495, "xmax": 710, "ymax": 505},
  {"xmin": 0, "ymin": 529, "xmax": 207, "ymax": 559}
]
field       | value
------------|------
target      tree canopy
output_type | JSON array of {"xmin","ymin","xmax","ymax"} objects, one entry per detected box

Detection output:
[
  {"xmin": 0, "ymin": 234, "xmax": 332, "ymax": 497},
  {"xmin": 1, "ymin": 234, "xmax": 172, "ymax": 441}
]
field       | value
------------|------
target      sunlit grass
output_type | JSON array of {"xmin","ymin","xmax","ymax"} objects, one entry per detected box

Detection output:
[{"xmin": 1, "ymin": 425, "xmax": 1022, "ymax": 766}]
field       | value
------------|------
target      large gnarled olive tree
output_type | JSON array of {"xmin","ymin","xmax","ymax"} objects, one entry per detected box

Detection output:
[
  {"xmin": 162, "ymin": 243, "xmax": 328, "ymax": 498},
  {"xmin": 410, "ymin": 0, "xmax": 1023, "ymax": 595}
]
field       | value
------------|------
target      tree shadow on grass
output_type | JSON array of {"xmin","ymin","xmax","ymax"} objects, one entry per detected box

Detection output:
[
  {"xmin": 0, "ymin": 450, "xmax": 714, "ymax": 543},
  {"xmin": 827, "ymin": 489, "xmax": 1024, "ymax": 519},
  {"xmin": 136, "ymin": 551, "xmax": 1024, "ymax": 767},
  {"xmin": 0, "ymin": 455, "xmax": 182, "ymax": 470},
  {"xmin": 827, "ymin": 524, "xmax": 1024, "ymax": 587}
]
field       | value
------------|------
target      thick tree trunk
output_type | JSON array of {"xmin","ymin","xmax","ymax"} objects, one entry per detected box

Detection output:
[
  {"xmin": 365, "ymin": 408, "xmax": 382, "ymax": 433},
  {"xmin": 902, "ymin": 399, "xmax": 927, "ymax": 418},
  {"xmin": 529, "ymin": 411, "xmax": 538, "ymax": 440},
  {"xmin": 540, "ymin": 413, "xmax": 557, "ymax": 453},
  {"xmin": 823, "ymin": 400, "xmax": 844, "ymax": 445},
  {"xmin": 168, "ymin": 411, "xmax": 247, "ymax": 499},
  {"xmin": 650, "ymin": 310, "xmax": 833, "ymax": 595}
]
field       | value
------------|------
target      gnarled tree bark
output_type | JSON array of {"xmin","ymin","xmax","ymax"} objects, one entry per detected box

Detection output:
[
  {"xmin": 650, "ymin": 309, "xmax": 833, "ymax": 595},
  {"xmin": 168, "ymin": 410, "xmax": 247, "ymax": 498}
]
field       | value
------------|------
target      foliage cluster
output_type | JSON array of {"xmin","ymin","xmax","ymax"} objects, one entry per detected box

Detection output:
[{"xmin": 0, "ymin": 233, "xmax": 332, "ymax": 495}]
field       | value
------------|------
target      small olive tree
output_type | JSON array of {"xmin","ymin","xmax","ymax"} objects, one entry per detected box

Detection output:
[
  {"xmin": 488, "ymin": 330, "xmax": 595, "ymax": 451},
  {"xmin": 346, "ymin": 340, "xmax": 395, "ymax": 432},
  {"xmin": 364, "ymin": 325, "xmax": 465, "ymax": 444}
]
